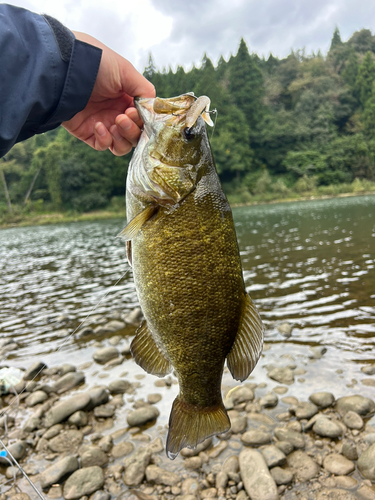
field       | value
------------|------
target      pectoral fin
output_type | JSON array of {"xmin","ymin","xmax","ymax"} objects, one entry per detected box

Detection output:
[
  {"xmin": 126, "ymin": 241, "xmax": 132, "ymax": 267},
  {"xmin": 227, "ymin": 293, "xmax": 264, "ymax": 382},
  {"xmin": 131, "ymin": 321, "xmax": 172, "ymax": 377},
  {"xmin": 117, "ymin": 204, "xmax": 157, "ymax": 241}
]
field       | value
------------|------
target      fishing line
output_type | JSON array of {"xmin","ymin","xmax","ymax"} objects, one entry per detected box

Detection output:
[
  {"xmin": 209, "ymin": 108, "xmax": 218, "ymax": 141},
  {"xmin": 0, "ymin": 263, "xmax": 131, "ymax": 498}
]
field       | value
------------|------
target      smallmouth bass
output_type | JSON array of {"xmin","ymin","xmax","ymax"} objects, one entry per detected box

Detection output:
[{"xmin": 120, "ymin": 93, "xmax": 264, "ymax": 459}]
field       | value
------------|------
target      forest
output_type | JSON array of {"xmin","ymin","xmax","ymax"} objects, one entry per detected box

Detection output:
[{"xmin": 2, "ymin": 27, "xmax": 375, "ymax": 223}]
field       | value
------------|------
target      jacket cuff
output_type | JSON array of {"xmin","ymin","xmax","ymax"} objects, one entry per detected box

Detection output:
[{"xmin": 37, "ymin": 39, "xmax": 102, "ymax": 133}]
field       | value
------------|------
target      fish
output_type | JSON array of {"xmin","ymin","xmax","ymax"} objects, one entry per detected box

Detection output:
[{"xmin": 119, "ymin": 93, "xmax": 264, "ymax": 459}]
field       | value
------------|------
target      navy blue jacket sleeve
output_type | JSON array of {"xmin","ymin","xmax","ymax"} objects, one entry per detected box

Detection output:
[{"xmin": 0, "ymin": 4, "xmax": 102, "ymax": 157}]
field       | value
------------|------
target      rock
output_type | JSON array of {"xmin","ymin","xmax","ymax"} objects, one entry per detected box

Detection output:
[
  {"xmin": 184, "ymin": 456, "xmax": 202, "ymax": 469},
  {"xmin": 268, "ymin": 367, "xmax": 294, "ymax": 385},
  {"xmin": 274, "ymin": 428, "xmax": 305, "ymax": 449},
  {"xmin": 147, "ymin": 437, "xmax": 164, "ymax": 455},
  {"xmin": 290, "ymin": 401, "xmax": 318, "ymax": 420},
  {"xmin": 216, "ymin": 471, "xmax": 228, "ymax": 489},
  {"xmin": 68, "ymin": 410, "xmax": 88, "ymax": 427},
  {"xmin": 313, "ymin": 417, "xmax": 343, "ymax": 438},
  {"xmin": 25, "ymin": 390, "xmax": 48, "ymax": 407},
  {"xmin": 275, "ymin": 440, "xmax": 294, "ymax": 456},
  {"xmin": 261, "ymin": 445, "xmax": 287, "ymax": 468},
  {"xmin": 40, "ymin": 456, "xmax": 79, "ymax": 489},
  {"xmin": 23, "ymin": 415, "xmax": 41, "ymax": 433},
  {"xmin": 8, "ymin": 495, "xmax": 31, "ymax": 500},
  {"xmin": 48, "ymin": 430, "xmax": 83, "ymax": 453},
  {"xmin": 86, "ymin": 387, "xmax": 109, "ymax": 410},
  {"xmin": 123, "ymin": 446, "xmax": 152, "ymax": 486},
  {"xmin": 239, "ymin": 448, "xmax": 278, "ymax": 500},
  {"xmin": 207, "ymin": 440, "xmax": 228, "ymax": 458},
  {"xmin": 200, "ymin": 488, "xmax": 217, "ymax": 498},
  {"xmin": 108, "ymin": 379, "xmax": 131, "ymax": 394},
  {"xmin": 181, "ymin": 438, "xmax": 212, "ymax": 457},
  {"xmin": 223, "ymin": 455, "xmax": 239, "ymax": 473},
  {"xmin": 309, "ymin": 392, "xmax": 335, "ymax": 408},
  {"xmin": 356, "ymin": 485, "xmax": 375, "ymax": 500},
  {"xmin": 43, "ymin": 424, "xmax": 63, "ymax": 440},
  {"xmin": 112, "ymin": 441, "xmax": 134, "ymax": 458},
  {"xmin": 241, "ymin": 429, "xmax": 272, "ymax": 446},
  {"xmin": 323, "ymin": 453, "xmax": 355, "ymax": 476},
  {"xmin": 52, "ymin": 372, "xmax": 85, "ymax": 394},
  {"xmin": 147, "ymin": 393, "xmax": 162, "ymax": 404},
  {"xmin": 63, "ymin": 466, "xmax": 104, "ymax": 499},
  {"xmin": 123, "ymin": 307, "xmax": 143, "ymax": 325},
  {"xmin": 90, "ymin": 492, "xmax": 111, "ymax": 500},
  {"xmin": 94, "ymin": 404, "xmax": 116, "ymax": 418},
  {"xmin": 287, "ymin": 450, "xmax": 319, "ymax": 481},
  {"xmin": 80, "ymin": 446, "xmax": 108, "ymax": 467},
  {"xmin": 0, "ymin": 441, "xmax": 27, "ymax": 464},
  {"xmin": 309, "ymin": 346, "xmax": 327, "ymax": 359},
  {"xmin": 98, "ymin": 435, "xmax": 113, "ymax": 453},
  {"xmin": 316, "ymin": 489, "xmax": 356, "ymax": 500},
  {"xmin": 23, "ymin": 361, "xmax": 46, "ymax": 380},
  {"xmin": 343, "ymin": 410, "xmax": 364, "ymax": 429},
  {"xmin": 93, "ymin": 347, "xmax": 120, "ymax": 364},
  {"xmin": 260, "ymin": 392, "xmax": 279, "ymax": 408},
  {"xmin": 102, "ymin": 320, "xmax": 126, "ymax": 332},
  {"xmin": 229, "ymin": 386, "xmax": 254, "ymax": 404},
  {"xmin": 45, "ymin": 392, "xmax": 91, "ymax": 427},
  {"xmin": 146, "ymin": 464, "xmax": 180, "ymax": 486},
  {"xmin": 270, "ymin": 467, "xmax": 293, "ymax": 485},
  {"xmin": 358, "ymin": 443, "xmax": 375, "ymax": 480},
  {"xmin": 181, "ymin": 478, "xmax": 200, "ymax": 496},
  {"xmin": 127, "ymin": 405, "xmax": 159, "ymax": 427},
  {"xmin": 230, "ymin": 414, "xmax": 247, "ymax": 434},
  {"xmin": 59, "ymin": 364, "xmax": 76, "ymax": 375},
  {"xmin": 277, "ymin": 322, "xmax": 292, "ymax": 337},
  {"xmin": 335, "ymin": 395, "xmax": 375, "ymax": 416},
  {"xmin": 341, "ymin": 441, "xmax": 358, "ymax": 461},
  {"xmin": 361, "ymin": 365, "xmax": 375, "ymax": 375}
]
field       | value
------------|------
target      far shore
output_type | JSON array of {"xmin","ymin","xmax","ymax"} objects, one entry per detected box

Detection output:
[{"xmin": 1, "ymin": 190, "xmax": 375, "ymax": 230}]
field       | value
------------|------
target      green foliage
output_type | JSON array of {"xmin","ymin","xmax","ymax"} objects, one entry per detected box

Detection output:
[{"xmin": 4, "ymin": 27, "xmax": 375, "ymax": 218}]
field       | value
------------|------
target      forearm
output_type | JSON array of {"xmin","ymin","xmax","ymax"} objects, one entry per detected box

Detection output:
[{"xmin": 0, "ymin": 4, "xmax": 102, "ymax": 157}]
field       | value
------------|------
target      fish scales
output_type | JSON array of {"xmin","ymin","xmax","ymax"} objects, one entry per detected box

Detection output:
[{"xmin": 120, "ymin": 93, "xmax": 264, "ymax": 459}]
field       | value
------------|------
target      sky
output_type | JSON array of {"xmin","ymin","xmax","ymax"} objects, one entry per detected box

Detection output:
[{"xmin": 5, "ymin": 0, "xmax": 375, "ymax": 73}]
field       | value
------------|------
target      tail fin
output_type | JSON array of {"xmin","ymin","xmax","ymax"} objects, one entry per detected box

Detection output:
[{"xmin": 166, "ymin": 395, "xmax": 230, "ymax": 460}]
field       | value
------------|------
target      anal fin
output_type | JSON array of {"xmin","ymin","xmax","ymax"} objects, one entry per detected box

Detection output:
[
  {"xmin": 131, "ymin": 320, "xmax": 172, "ymax": 377},
  {"xmin": 227, "ymin": 293, "xmax": 264, "ymax": 382}
]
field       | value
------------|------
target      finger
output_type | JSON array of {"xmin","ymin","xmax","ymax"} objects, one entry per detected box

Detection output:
[
  {"xmin": 109, "ymin": 125, "xmax": 133, "ymax": 156},
  {"xmin": 121, "ymin": 60, "xmax": 156, "ymax": 98},
  {"xmin": 125, "ymin": 107, "xmax": 144, "ymax": 129},
  {"xmin": 116, "ymin": 115, "xmax": 142, "ymax": 147},
  {"xmin": 94, "ymin": 122, "xmax": 113, "ymax": 151}
]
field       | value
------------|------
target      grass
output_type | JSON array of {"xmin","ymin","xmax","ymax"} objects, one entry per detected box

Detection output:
[{"xmin": 1, "ymin": 179, "xmax": 375, "ymax": 230}]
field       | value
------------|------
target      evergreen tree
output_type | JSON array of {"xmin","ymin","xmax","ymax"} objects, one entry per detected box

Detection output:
[
  {"xmin": 330, "ymin": 27, "xmax": 342, "ymax": 50},
  {"xmin": 355, "ymin": 51, "xmax": 375, "ymax": 107},
  {"xmin": 341, "ymin": 50, "xmax": 359, "ymax": 88}
]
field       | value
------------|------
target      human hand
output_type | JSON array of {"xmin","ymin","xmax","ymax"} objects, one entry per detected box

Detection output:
[{"xmin": 62, "ymin": 32, "xmax": 155, "ymax": 156}]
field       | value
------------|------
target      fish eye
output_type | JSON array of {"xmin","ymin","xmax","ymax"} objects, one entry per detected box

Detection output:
[{"xmin": 183, "ymin": 127, "xmax": 195, "ymax": 141}]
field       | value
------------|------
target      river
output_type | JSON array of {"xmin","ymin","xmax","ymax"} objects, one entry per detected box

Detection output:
[{"xmin": 0, "ymin": 194, "xmax": 375, "ymax": 446}]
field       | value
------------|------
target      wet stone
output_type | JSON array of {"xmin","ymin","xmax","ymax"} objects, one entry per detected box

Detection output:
[
  {"xmin": 207, "ymin": 440, "xmax": 228, "ymax": 458},
  {"xmin": 277, "ymin": 322, "xmax": 293, "ymax": 338},
  {"xmin": 290, "ymin": 401, "xmax": 318, "ymax": 420},
  {"xmin": 108, "ymin": 379, "xmax": 131, "ymax": 394},
  {"xmin": 230, "ymin": 414, "xmax": 248, "ymax": 434},
  {"xmin": 68, "ymin": 410, "xmax": 88, "ymax": 427},
  {"xmin": 80, "ymin": 446, "xmax": 108, "ymax": 467},
  {"xmin": 230, "ymin": 386, "xmax": 254, "ymax": 405},
  {"xmin": 52, "ymin": 372, "xmax": 85, "ymax": 394},
  {"xmin": 361, "ymin": 365, "xmax": 375, "ymax": 375},
  {"xmin": 274, "ymin": 428, "xmax": 305, "ymax": 449},
  {"xmin": 259, "ymin": 392, "xmax": 279, "ymax": 408},
  {"xmin": 271, "ymin": 466, "xmax": 294, "ymax": 485},
  {"xmin": 241, "ymin": 429, "xmax": 272, "ymax": 446},
  {"xmin": 25, "ymin": 390, "xmax": 48, "ymax": 407},
  {"xmin": 48, "ymin": 429, "xmax": 83, "ymax": 453},
  {"xmin": 63, "ymin": 466, "xmax": 105, "ymax": 499},
  {"xmin": 341, "ymin": 441, "xmax": 358, "ymax": 461},
  {"xmin": 92, "ymin": 347, "xmax": 120, "ymax": 364},
  {"xmin": 275, "ymin": 440, "xmax": 294, "ymax": 456},
  {"xmin": 45, "ymin": 392, "xmax": 91, "ymax": 427},
  {"xmin": 0, "ymin": 441, "xmax": 27, "ymax": 465},
  {"xmin": 184, "ymin": 456, "xmax": 202, "ymax": 469},
  {"xmin": 268, "ymin": 367, "xmax": 294, "ymax": 385},
  {"xmin": 313, "ymin": 417, "xmax": 343, "ymax": 438},
  {"xmin": 94, "ymin": 403, "xmax": 116, "ymax": 418},
  {"xmin": 127, "ymin": 405, "xmax": 159, "ymax": 427},
  {"xmin": 335, "ymin": 395, "xmax": 375, "ymax": 416},
  {"xmin": 181, "ymin": 438, "xmax": 212, "ymax": 457},
  {"xmin": 40, "ymin": 455, "xmax": 79, "ymax": 489},
  {"xmin": 111, "ymin": 441, "xmax": 134, "ymax": 458},
  {"xmin": 357, "ymin": 443, "xmax": 375, "ymax": 480},
  {"xmin": 90, "ymin": 492, "xmax": 111, "ymax": 500},
  {"xmin": 123, "ymin": 446, "xmax": 152, "ymax": 486},
  {"xmin": 86, "ymin": 387, "xmax": 109, "ymax": 410},
  {"xmin": 323, "ymin": 453, "xmax": 355, "ymax": 476},
  {"xmin": 42, "ymin": 424, "xmax": 63, "ymax": 440},
  {"xmin": 23, "ymin": 361, "xmax": 46, "ymax": 381},
  {"xmin": 261, "ymin": 445, "xmax": 287, "ymax": 468},
  {"xmin": 309, "ymin": 392, "xmax": 335, "ymax": 408},
  {"xmin": 343, "ymin": 410, "xmax": 364, "ymax": 429},
  {"xmin": 223, "ymin": 455, "xmax": 239, "ymax": 474},
  {"xmin": 181, "ymin": 478, "xmax": 201, "ymax": 496},
  {"xmin": 287, "ymin": 450, "xmax": 320, "ymax": 481},
  {"xmin": 239, "ymin": 448, "xmax": 278, "ymax": 500}
]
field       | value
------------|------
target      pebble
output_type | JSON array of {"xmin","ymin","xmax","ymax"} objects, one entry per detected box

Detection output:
[
  {"xmin": 277, "ymin": 322, "xmax": 293, "ymax": 337},
  {"xmin": 45, "ymin": 392, "xmax": 91, "ymax": 427},
  {"xmin": 181, "ymin": 478, "xmax": 201, "ymax": 496},
  {"xmin": 108, "ymin": 379, "xmax": 132, "ymax": 394},
  {"xmin": 239, "ymin": 448, "xmax": 278, "ymax": 500},
  {"xmin": 181, "ymin": 438, "xmax": 212, "ymax": 457},
  {"xmin": 52, "ymin": 371, "xmax": 85, "ymax": 393},
  {"xmin": 123, "ymin": 446, "xmax": 152, "ymax": 486},
  {"xmin": 23, "ymin": 360, "xmax": 46, "ymax": 380},
  {"xmin": 223, "ymin": 455, "xmax": 239, "ymax": 473},
  {"xmin": 207, "ymin": 440, "xmax": 228, "ymax": 458},
  {"xmin": 112, "ymin": 441, "xmax": 134, "ymax": 458},
  {"xmin": 271, "ymin": 466, "xmax": 294, "ymax": 485},
  {"xmin": 230, "ymin": 414, "xmax": 248, "ymax": 434},
  {"xmin": 0, "ymin": 441, "xmax": 26, "ymax": 465},
  {"xmin": 290, "ymin": 401, "xmax": 318, "ymax": 419},
  {"xmin": 341, "ymin": 441, "xmax": 358, "ymax": 461},
  {"xmin": 25, "ymin": 390, "xmax": 48, "ymax": 407},
  {"xmin": 313, "ymin": 417, "xmax": 343, "ymax": 438},
  {"xmin": 127, "ymin": 405, "xmax": 159, "ymax": 427},
  {"xmin": 335, "ymin": 395, "xmax": 375, "ymax": 416},
  {"xmin": 274, "ymin": 427, "xmax": 305, "ymax": 449},
  {"xmin": 261, "ymin": 445, "xmax": 287, "ymax": 468},
  {"xmin": 40, "ymin": 455, "xmax": 79, "ymax": 489},
  {"xmin": 268, "ymin": 367, "xmax": 294, "ymax": 385},
  {"xmin": 358, "ymin": 443, "xmax": 375, "ymax": 480},
  {"xmin": 68, "ymin": 410, "xmax": 88, "ymax": 427},
  {"xmin": 361, "ymin": 365, "xmax": 375, "ymax": 375},
  {"xmin": 241, "ymin": 429, "xmax": 272, "ymax": 446},
  {"xmin": 229, "ymin": 386, "xmax": 254, "ymax": 405},
  {"xmin": 146, "ymin": 465, "xmax": 181, "ymax": 486},
  {"xmin": 287, "ymin": 450, "xmax": 320, "ymax": 481},
  {"xmin": 80, "ymin": 446, "xmax": 108, "ymax": 467},
  {"xmin": 86, "ymin": 387, "xmax": 109, "ymax": 409},
  {"xmin": 184, "ymin": 456, "xmax": 202, "ymax": 469},
  {"xmin": 275, "ymin": 440, "xmax": 294, "ymax": 455},
  {"xmin": 343, "ymin": 410, "xmax": 364, "ymax": 429},
  {"xmin": 48, "ymin": 429, "xmax": 83, "ymax": 453},
  {"xmin": 323, "ymin": 453, "xmax": 355, "ymax": 476},
  {"xmin": 94, "ymin": 403, "xmax": 116, "ymax": 418},
  {"xmin": 92, "ymin": 347, "xmax": 120, "ymax": 363},
  {"xmin": 63, "ymin": 466, "xmax": 105, "ymax": 499}
]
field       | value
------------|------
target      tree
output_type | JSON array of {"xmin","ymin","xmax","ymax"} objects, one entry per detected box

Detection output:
[
  {"xmin": 330, "ymin": 27, "xmax": 343, "ymax": 51},
  {"xmin": 355, "ymin": 51, "xmax": 375, "ymax": 107}
]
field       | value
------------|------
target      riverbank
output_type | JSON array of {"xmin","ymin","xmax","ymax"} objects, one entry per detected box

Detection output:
[{"xmin": 1, "ymin": 188, "xmax": 375, "ymax": 231}]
